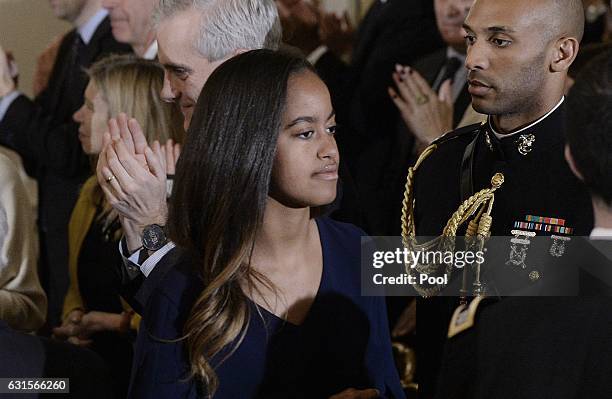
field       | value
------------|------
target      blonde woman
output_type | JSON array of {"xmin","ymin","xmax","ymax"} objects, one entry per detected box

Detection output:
[{"xmin": 53, "ymin": 54, "xmax": 184, "ymax": 398}]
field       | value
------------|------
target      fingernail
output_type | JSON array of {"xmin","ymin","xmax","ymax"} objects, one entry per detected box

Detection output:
[{"xmin": 395, "ymin": 64, "xmax": 402, "ymax": 73}]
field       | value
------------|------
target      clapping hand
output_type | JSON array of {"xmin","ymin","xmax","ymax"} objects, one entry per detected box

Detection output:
[
  {"xmin": 389, "ymin": 64, "xmax": 454, "ymax": 152},
  {"xmin": 319, "ymin": 10, "xmax": 354, "ymax": 57},
  {"xmin": 96, "ymin": 113, "xmax": 180, "ymax": 252},
  {"xmin": 276, "ymin": 0, "xmax": 321, "ymax": 54}
]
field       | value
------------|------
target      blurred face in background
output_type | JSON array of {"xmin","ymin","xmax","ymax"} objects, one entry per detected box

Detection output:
[
  {"xmin": 434, "ymin": 0, "xmax": 473, "ymax": 50},
  {"xmin": 73, "ymin": 82, "xmax": 109, "ymax": 155},
  {"xmin": 102, "ymin": 0, "xmax": 156, "ymax": 49},
  {"xmin": 48, "ymin": 0, "xmax": 86, "ymax": 22}
]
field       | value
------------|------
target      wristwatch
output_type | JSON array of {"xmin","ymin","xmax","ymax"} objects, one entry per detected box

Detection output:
[{"xmin": 141, "ymin": 224, "xmax": 168, "ymax": 251}]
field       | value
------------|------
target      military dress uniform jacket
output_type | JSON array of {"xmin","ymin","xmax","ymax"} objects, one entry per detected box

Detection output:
[
  {"xmin": 412, "ymin": 100, "xmax": 592, "ymax": 238},
  {"xmin": 410, "ymin": 100, "xmax": 594, "ymax": 398},
  {"xmin": 433, "ymin": 237, "xmax": 612, "ymax": 398},
  {"xmin": 434, "ymin": 296, "xmax": 612, "ymax": 399}
]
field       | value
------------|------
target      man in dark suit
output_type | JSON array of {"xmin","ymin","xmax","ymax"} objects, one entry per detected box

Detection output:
[{"xmin": 0, "ymin": 0, "xmax": 131, "ymax": 327}]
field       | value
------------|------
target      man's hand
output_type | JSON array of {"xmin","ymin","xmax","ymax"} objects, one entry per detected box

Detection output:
[
  {"xmin": 80, "ymin": 311, "xmax": 133, "ymax": 334},
  {"xmin": 96, "ymin": 115, "xmax": 168, "ymax": 229},
  {"xmin": 329, "ymin": 388, "xmax": 380, "ymax": 399},
  {"xmin": 0, "ymin": 45, "xmax": 16, "ymax": 97},
  {"xmin": 319, "ymin": 10, "xmax": 354, "ymax": 57},
  {"xmin": 109, "ymin": 113, "xmax": 148, "ymax": 165},
  {"xmin": 276, "ymin": 0, "xmax": 322, "ymax": 54},
  {"xmin": 53, "ymin": 310, "xmax": 132, "ymax": 346},
  {"xmin": 52, "ymin": 309, "xmax": 92, "ymax": 346},
  {"xmin": 99, "ymin": 137, "xmax": 168, "ymax": 223},
  {"xmin": 389, "ymin": 65, "xmax": 454, "ymax": 151},
  {"xmin": 392, "ymin": 299, "xmax": 416, "ymax": 338}
]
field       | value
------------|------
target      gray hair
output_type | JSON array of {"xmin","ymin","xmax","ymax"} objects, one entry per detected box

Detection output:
[{"xmin": 154, "ymin": 0, "xmax": 282, "ymax": 61}]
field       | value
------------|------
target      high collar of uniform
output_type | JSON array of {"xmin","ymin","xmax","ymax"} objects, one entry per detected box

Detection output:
[
  {"xmin": 487, "ymin": 96, "xmax": 564, "ymax": 139},
  {"xmin": 484, "ymin": 98, "xmax": 566, "ymax": 160}
]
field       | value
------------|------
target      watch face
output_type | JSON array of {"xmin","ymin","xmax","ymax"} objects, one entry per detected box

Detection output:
[{"xmin": 142, "ymin": 224, "xmax": 166, "ymax": 251}]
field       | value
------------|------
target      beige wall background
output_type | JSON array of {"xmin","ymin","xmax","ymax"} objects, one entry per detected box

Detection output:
[
  {"xmin": 0, "ymin": 0, "xmax": 70, "ymax": 98},
  {"xmin": 1, "ymin": 0, "xmax": 375, "ymax": 98}
]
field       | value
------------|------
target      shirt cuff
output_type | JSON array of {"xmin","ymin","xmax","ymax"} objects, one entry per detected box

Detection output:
[
  {"xmin": 140, "ymin": 242, "xmax": 175, "ymax": 277},
  {"xmin": 118, "ymin": 238, "xmax": 143, "ymax": 280},
  {"xmin": 0, "ymin": 91, "xmax": 21, "ymax": 122},
  {"xmin": 307, "ymin": 45, "xmax": 329, "ymax": 65}
]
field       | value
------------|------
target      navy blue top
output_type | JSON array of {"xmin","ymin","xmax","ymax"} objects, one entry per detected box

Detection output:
[{"xmin": 128, "ymin": 217, "xmax": 404, "ymax": 398}]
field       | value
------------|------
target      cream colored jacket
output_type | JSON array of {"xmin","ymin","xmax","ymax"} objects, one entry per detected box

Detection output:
[{"xmin": 0, "ymin": 147, "xmax": 46, "ymax": 331}]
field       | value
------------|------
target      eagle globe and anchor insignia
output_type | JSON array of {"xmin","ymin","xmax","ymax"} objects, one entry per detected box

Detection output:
[{"xmin": 516, "ymin": 133, "xmax": 536, "ymax": 155}]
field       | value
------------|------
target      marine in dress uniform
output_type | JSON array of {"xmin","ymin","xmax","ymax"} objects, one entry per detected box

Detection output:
[
  {"xmin": 412, "ymin": 98, "xmax": 592, "ymax": 238},
  {"xmin": 425, "ymin": 49, "xmax": 612, "ymax": 399},
  {"xmin": 408, "ymin": 97, "xmax": 594, "ymax": 397}
]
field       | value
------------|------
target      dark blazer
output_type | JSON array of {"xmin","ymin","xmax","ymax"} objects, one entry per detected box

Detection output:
[
  {"xmin": 0, "ymin": 16, "xmax": 131, "ymax": 325},
  {"xmin": 314, "ymin": 0, "xmax": 444, "ymax": 236},
  {"xmin": 116, "ymin": 246, "xmax": 181, "ymax": 315}
]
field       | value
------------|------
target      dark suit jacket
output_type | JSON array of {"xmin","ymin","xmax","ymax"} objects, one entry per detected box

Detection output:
[
  {"xmin": 117, "ymin": 246, "xmax": 182, "ymax": 315},
  {"xmin": 0, "ymin": 17, "xmax": 131, "ymax": 325},
  {"xmin": 314, "ymin": 0, "xmax": 444, "ymax": 236}
]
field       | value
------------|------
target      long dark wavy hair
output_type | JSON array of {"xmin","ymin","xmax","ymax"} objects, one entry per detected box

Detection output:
[{"xmin": 168, "ymin": 49, "xmax": 315, "ymax": 396}]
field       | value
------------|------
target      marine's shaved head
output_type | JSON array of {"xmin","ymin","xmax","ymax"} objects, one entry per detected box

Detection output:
[{"xmin": 548, "ymin": 0, "xmax": 585, "ymax": 43}]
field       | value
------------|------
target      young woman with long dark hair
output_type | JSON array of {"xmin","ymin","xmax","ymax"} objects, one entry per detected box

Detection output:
[{"xmin": 130, "ymin": 50, "xmax": 403, "ymax": 399}]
